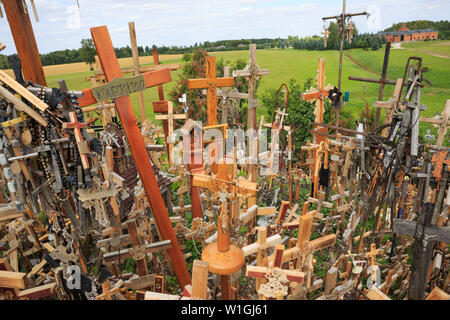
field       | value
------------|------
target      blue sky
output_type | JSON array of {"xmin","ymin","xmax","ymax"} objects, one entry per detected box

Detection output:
[{"xmin": 0, "ymin": 0, "xmax": 448, "ymax": 55}]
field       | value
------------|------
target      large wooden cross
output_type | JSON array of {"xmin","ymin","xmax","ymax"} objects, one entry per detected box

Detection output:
[
  {"xmin": 234, "ymin": 45, "xmax": 270, "ymax": 194},
  {"xmin": 187, "ymin": 56, "xmax": 234, "ymax": 126},
  {"xmin": 77, "ymin": 25, "xmax": 190, "ymax": 288},
  {"xmin": 302, "ymin": 58, "xmax": 331, "ymax": 145}
]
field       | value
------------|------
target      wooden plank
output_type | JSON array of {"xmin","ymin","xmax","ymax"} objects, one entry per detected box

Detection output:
[
  {"xmin": 78, "ymin": 68, "xmax": 172, "ymax": 107},
  {"xmin": 393, "ymin": 219, "xmax": 450, "ymax": 243},
  {"xmin": 297, "ymin": 213, "xmax": 313, "ymax": 247},
  {"xmin": 0, "ymin": 270, "xmax": 27, "ymax": 289},
  {"xmin": 325, "ymin": 267, "xmax": 337, "ymax": 295},
  {"xmin": 0, "ymin": 85, "xmax": 47, "ymax": 126},
  {"xmin": 257, "ymin": 207, "xmax": 277, "ymax": 216},
  {"xmin": 425, "ymin": 287, "xmax": 450, "ymax": 300},
  {"xmin": 16, "ymin": 282, "xmax": 56, "ymax": 300},
  {"xmin": 242, "ymin": 234, "xmax": 281, "ymax": 256},
  {"xmin": 191, "ymin": 260, "xmax": 209, "ymax": 300},
  {"xmin": 0, "ymin": 70, "xmax": 48, "ymax": 111},
  {"xmin": 367, "ymin": 287, "xmax": 391, "ymax": 300}
]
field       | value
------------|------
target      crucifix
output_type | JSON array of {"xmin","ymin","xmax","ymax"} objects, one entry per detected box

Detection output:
[
  {"xmin": 78, "ymin": 25, "xmax": 190, "ymax": 288},
  {"xmin": 322, "ymin": 0, "xmax": 368, "ymax": 90},
  {"xmin": 346, "ymin": 21, "xmax": 353, "ymax": 43},
  {"xmin": 188, "ymin": 56, "xmax": 234, "ymax": 126}
]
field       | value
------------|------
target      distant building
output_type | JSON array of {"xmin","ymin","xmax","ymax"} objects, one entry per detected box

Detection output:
[
  {"xmin": 378, "ymin": 23, "xmax": 439, "ymax": 42},
  {"xmin": 215, "ymin": 45, "xmax": 226, "ymax": 50},
  {"xmin": 238, "ymin": 44, "xmax": 248, "ymax": 49}
]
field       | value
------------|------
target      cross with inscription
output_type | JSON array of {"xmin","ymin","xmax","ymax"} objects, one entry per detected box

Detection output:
[
  {"xmin": 77, "ymin": 25, "xmax": 190, "ymax": 288},
  {"xmin": 188, "ymin": 56, "xmax": 234, "ymax": 126}
]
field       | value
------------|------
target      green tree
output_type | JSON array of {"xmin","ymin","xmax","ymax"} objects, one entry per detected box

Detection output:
[{"xmin": 79, "ymin": 39, "xmax": 96, "ymax": 70}]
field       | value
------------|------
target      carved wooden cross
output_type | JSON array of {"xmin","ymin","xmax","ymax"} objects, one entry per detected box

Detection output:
[
  {"xmin": 233, "ymin": 44, "xmax": 270, "ymax": 130},
  {"xmin": 78, "ymin": 25, "xmax": 190, "ymax": 288},
  {"xmin": 246, "ymin": 245, "xmax": 304, "ymax": 299},
  {"xmin": 187, "ymin": 56, "xmax": 234, "ymax": 126},
  {"xmin": 420, "ymin": 99, "xmax": 449, "ymax": 148}
]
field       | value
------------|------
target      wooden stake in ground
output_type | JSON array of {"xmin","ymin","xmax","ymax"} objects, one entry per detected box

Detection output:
[
  {"xmin": 128, "ymin": 21, "xmax": 146, "ymax": 123},
  {"xmin": 188, "ymin": 56, "xmax": 234, "ymax": 126}
]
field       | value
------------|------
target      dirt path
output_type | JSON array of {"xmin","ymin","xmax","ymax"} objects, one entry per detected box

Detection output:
[
  {"xmin": 402, "ymin": 47, "xmax": 449, "ymax": 59},
  {"xmin": 344, "ymin": 52, "xmax": 380, "ymax": 77}
]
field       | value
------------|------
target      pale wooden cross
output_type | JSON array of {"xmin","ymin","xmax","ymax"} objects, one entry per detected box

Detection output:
[
  {"xmin": 154, "ymin": 101, "xmax": 187, "ymax": 166},
  {"xmin": 420, "ymin": 99, "xmax": 450, "ymax": 147},
  {"xmin": 373, "ymin": 78, "xmax": 403, "ymax": 137},
  {"xmin": 187, "ymin": 56, "xmax": 234, "ymax": 126},
  {"xmin": 62, "ymin": 111, "xmax": 90, "ymax": 170},
  {"xmin": 246, "ymin": 245, "xmax": 304, "ymax": 299},
  {"xmin": 96, "ymin": 280, "xmax": 120, "ymax": 300}
]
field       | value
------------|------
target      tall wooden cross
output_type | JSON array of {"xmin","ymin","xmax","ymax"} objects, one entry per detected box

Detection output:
[
  {"xmin": 302, "ymin": 58, "xmax": 331, "ymax": 145},
  {"xmin": 187, "ymin": 56, "xmax": 234, "ymax": 126},
  {"xmin": 62, "ymin": 112, "xmax": 90, "ymax": 170},
  {"xmin": 78, "ymin": 25, "xmax": 191, "ymax": 288},
  {"xmin": 234, "ymin": 44, "xmax": 270, "ymax": 196}
]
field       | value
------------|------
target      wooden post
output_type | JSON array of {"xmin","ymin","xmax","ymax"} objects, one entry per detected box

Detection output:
[
  {"xmin": 128, "ymin": 21, "xmax": 146, "ymax": 123},
  {"xmin": 89, "ymin": 25, "xmax": 190, "ymax": 288},
  {"xmin": 2, "ymin": 0, "xmax": 46, "ymax": 86}
]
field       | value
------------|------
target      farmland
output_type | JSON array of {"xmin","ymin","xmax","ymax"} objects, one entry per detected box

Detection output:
[{"xmin": 7, "ymin": 40, "xmax": 450, "ymax": 141}]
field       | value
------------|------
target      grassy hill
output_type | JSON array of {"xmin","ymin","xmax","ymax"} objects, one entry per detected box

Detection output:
[{"xmin": 39, "ymin": 40, "xmax": 449, "ymax": 143}]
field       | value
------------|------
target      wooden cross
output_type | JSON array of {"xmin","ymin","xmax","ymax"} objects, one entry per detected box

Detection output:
[
  {"xmin": 302, "ymin": 58, "xmax": 332, "ymax": 141},
  {"xmin": 246, "ymin": 245, "xmax": 304, "ymax": 299},
  {"xmin": 373, "ymin": 78, "xmax": 403, "ymax": 137},
  {"xmin": 322, "ymin": 28, "xmax": 330, "ymax": 48},
  {"xmin": 233, "ymin": 44, "xmax": 270, "ymax": 131},
  {"xmin": 62, "ymin": 111, "xmax": 90, "ymax": 170},
  {"xmin": 420, "ymin": 99, "xmax": 449, "ymax": 148},
  {"xmin": 96, "ymin": 280, "xmax": 120, "ymax": 300},
  {"xmin": 78, "ymin": 25, "xmax": 191, "ymax": 288},
  {"xmin": 187, "ymin": 56, "xmax": 234, "ymax": 126}
]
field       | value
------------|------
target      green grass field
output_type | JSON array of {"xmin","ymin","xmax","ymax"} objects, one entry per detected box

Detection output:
[{"xmin": 45, "ymin": 40, "xmax": 449, "ymax": 142}]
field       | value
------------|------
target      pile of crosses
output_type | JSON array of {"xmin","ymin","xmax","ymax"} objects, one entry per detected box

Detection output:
[{"xmin": 0, "ymin": 23, "xmax": 448, "ymax": 301}]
